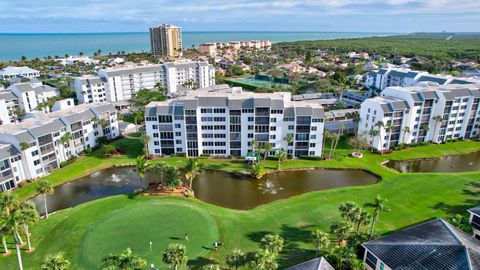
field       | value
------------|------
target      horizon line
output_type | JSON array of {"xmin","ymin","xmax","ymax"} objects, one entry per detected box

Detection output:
[{"xmin": 0, "ymin": 30, "xmax": 409, "ymax": 35}]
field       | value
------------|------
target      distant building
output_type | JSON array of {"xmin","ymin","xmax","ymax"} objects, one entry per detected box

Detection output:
[
  {"xmin": 366, "ymin": 67, "xmax": 479, "ymax": 90},
  {"xmin": 149, "ymin": 24, "xmax": 183, "ymax": 57},
  {"xmin": 362, "ymin": 219, "xmax": 480, "ymax": 270},
  {"xmin": 359, "ymin": 83, "xmax": 480, "ymax": 150},
  {"xmin": 0, "ymin": 66, "xmax": 40, "ymax": 80},
  {"xmin": 56, "ymin": 56, "xmax": 100, "ymax": 66},
  {"xmin": 145, "ymin": 86, "xmax": 325, "ymax": 158},
  {"xmin": 199, "ymin": 43, "xmax": 217, "ymax": 57},
  {"xmin": 99, "ymin": 61, "xmax": 214, "ymax": 101}
]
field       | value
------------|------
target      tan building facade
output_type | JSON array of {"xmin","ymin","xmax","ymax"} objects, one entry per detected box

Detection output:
[{"xmin": 150, "ymin": 24, "xmax": 183, "ymax": 57}]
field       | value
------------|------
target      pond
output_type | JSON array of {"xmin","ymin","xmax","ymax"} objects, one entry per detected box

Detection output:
[
  {"xmin": 30, "ymin": 167, "xmax": 378, "ymax": 214},
  {"xmin": 384, "ymin": 151, "xmax": 480, "ymax": 173}
]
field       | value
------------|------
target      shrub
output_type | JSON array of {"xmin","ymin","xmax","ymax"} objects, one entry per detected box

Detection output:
[
  {"xmin": 299, "ymin": 155, "xmax": 323, "ymax": 161},
  {"xmin": 17, "ymin": 181, "xmax": 26, "ymax": 188},
  {"xmin": 60, "ymin": 156, "xmax": 78, "ymax": 168},
  {"xmin": 199, "ymin": 154, "xmax": 210, "ymax": 159},
  {"xmin": 102, "ymin": 144, "xmax": 117, "ymax": 156},
  {"xmin": 174, "ymin": 152, "xmax": 186, "ymax": 157},
  {"xmin": 85, "ymin": 147, "xmax": 93, "ymax": 154}
]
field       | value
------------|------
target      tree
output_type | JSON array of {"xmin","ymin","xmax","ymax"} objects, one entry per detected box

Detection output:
[
  {"xmin": 347, "ymin": 134, "xmax": 369, "ymax": 153},
  {"xmin": 330, "ymin": 220, "xmax": 352, "ymax": 244},
  {"xmin": 135, "ymin": 156, "xmax": 148, "ymax": 185},
  {"xmin": 402, "ymin": 126, "xmax": 411, "ymax": 144},
  {"xmin": 162, "ymin": 243, "xmax": 188, "ymax": 270},
  {"xmin": 276, "ymin": 149, "xmax": 287, "ymax": 170},
  {"xmin": 368, "ymin": 129, "xmax": 380, "ymax": 152},
  {"xmin": 184, "ymin": 158, "xmax": 201, "ymax": 189},
  {"xmin": 283, "ymin": 134, "xmax": 293, "ymax": 151},
  {"xmin": 364, "ymin": 194, "xmax": 391, "ymax": 237},
  {"xmin": 312, "ymin": 230, "xmax": 329, "ymax": 257},
  {"xmin": 226, "ymin": 249, "xmax": 246, "ymax": 270},
  {"xmin": 0, "ymin": 192, "xmax": 18, "ymax": 215},
  {"xmin": 102, "ymin": 145, "xmax": 117, "ymax": 156},
  {"xmin": 41, "ymin": 252, "xmax": 71, "ymax": 270},
  {"xmin": 250, "ymin": 249, "xmax": 278, "ymax": 270},
  {"xmin": 328, "ymin": 132, "xmax": 340, "ymax": 158},
  {"xmin": 101, "ymin": 248, "xmax": 146, "ymax": 270},
  {"xmin": 133, "ymin": 111, "xmax": 143, "ymax": 132},
  {"xmin": 260, "ymin": 234, "xmax": 284, "ymax": 255},
  {"xmin": 230, "ymin": 65, "xmax": 245, "ymax": 76},
  {"xmin": 141, "ymin": 134, "xmax": 150, "ymax": 158},
  {"xmin": 385, "ymin": 123, "xmax": 394, "ymax": 149},
  {"xmin": 374, "ymin": 121, "xmax": 385, "ymax": 154},
  {"xmin": 432, "ymin": 115, "xmax": 443, "ymax": 142},
  {"xmin": 17, "ymin": 202, "xmax": 39, "ymax": 252},
  {"xmin": 263, "ymin": 142, "xmax": 273, "ymax": 160},
  {"xmin": 0, "ymin": 212, "xmax": 11, "ymax": 255},
  {"xmin": 36, "ymin": 181, "xmax": 54, "ymax": 219},
  {"xmin": 250, "ymin": 161, "xmax": 264, "ymax": 178},
  {"xmin": 163, "ymin": 166, "xmax": 182, "ymax": 189}
]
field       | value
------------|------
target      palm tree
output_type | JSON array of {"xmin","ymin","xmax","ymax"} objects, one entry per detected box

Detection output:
[
  {"xmin": 385, "ymin": 123, "xmax": 394, "ymax": 149},
  {"xmin": 339, "ymin": 202, "xmax": 360, "ymax": 222},
  {"xmin": 163, "ymin": 166, "xmax": 182, "ymax": 189},
  {"xmin": 368, "ymin": 129, "xmax": 380, "ymax": 152},
  {"xmin": 329, "ymin": 132, "xmax": 340, "ymax": 158},
  {"xmin": 17, "ymin": 203, "xmax": 39, "ymax": 252},
  {"xmin": 432, "ymin": 115, "xmax": 443, "ymax": 143},
  {"xmin": 260, "ymin": 234, "xmax": 284, "ymax": 255},
  {"xmin": 338, "ymin": 123, "xmax": 345, "ymax": 136},
  {"xmin": 374, "ymin": 121, "xmax": 385, "ymax": 154},
  {"xmin": 101, "ymin": 248, "xmax": 146, "ymax": 270},
  {"xmin": 59, "ymin": 132, "xmax": 73, "ymax": 161},
  {"xmin": 402, "ymin": 126, "xmax": 411, "ymax": 145},
  {"xmin": 140, "ymin": 134, "xmax": 150, "ymax": 158},
  {"xmin": 421, "ymin": 124, "xmax": 430, "ymax": 142},
  {"xmin": 0, "ymin": 212, "xmax": 11, "ymax": 255},
  {"xmin": 365, "ymin": 194, "xmax": 391, "ymax": 237},
  {"xmin": 250, "ymin": 139, "xmax": 259, "ymax": 163},
  {"xmin": 184, "ymin": 158, "xmax": 201, "ymax": 189},
  {"xmin": 312, "ymin": 230, "xmax": 329, "ymax": 257},
  {"xmin": 19, "ymin": 142, "xmax": 31, "ymax": 179},
  {"xmin": 0, "ymin": 192, "xmax": 18, "ymax": 215},
  {"xmin": 133, "ymin": 111, "xmax": 143, "ymax": 132},
  {"xmin": 41, "ymin": 252, "xmax": 71, "ymax": 270},
  {"xmin": 251, "ymin": 249, "xmax": 278, "ymax": 270},
  {"xmin": 283, "ymin": 133, "xmax": 293, "ymax": 151},
  {"xmin": 135, "ymin": 156, "xmax": 148, "ymax": 186},
  {"xmin": 321, "ymin": 129, "xmax": 330, "ymax": 158},
  {"xmin": 263, "ymin": 142, "xmax": 273, "ymax": 160},
  {"xmin": 276, "ymin": 149, "xmax": 287, "ymax": 170},
  {"xmin": 162, "ymin": 243, "xmax": 188, "ymax": 270},
  {"xmin": 225, "ymin": 249, "xmax": 246, "ymax": 270},
  {"xmin": 36, "ymin": 180, "xmax": 54, "ymax": 218}
]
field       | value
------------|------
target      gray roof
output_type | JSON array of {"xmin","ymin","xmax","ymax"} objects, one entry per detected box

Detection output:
[
  {"xmin": 362, "ymin": 219, "xmax": 480, "ymax": 270},
  {"xmin": 469, "ymin": 207, "xmax": 480, "ymax": 216},
  {"xmin": 145, "ymin": 106, "xmax": 157, "ymax": 116},
  {"xmin": 0, "ymin": 91, "xmax": 18, "ymax": 101},
  {"xmin": 380, "ymin": 98, "xmax": 410, "ymax": 112},
  {"xmin": 198, "ymin": 96, "xmax": 228, "ymax": 107},
  {"xmin": 389, "ymin": 70, "xmax": 420, "ymax": 79},
  {"xmin": 28, "ymin": 119, "xmax": 66, "ymax": 138},
  {"xmin": 101, "ymin": 61, "xmax": 209, "ymax": 77},
  {"xmin": 285, "ymin": 257, "xmax": 334, "ymax": 270},
  {"xmin": 64, "ymin": 109, "xmax": 96, "ymax": 123},
  {"xmin": 284, "ymin": 107, "xmax": 295, "ymax": 117},
  {"xmin": 0, "ymin": 144, "xmax": 20, "ymax": 160},
  {"xmin": 417, "ymin": 75, "xmax": 449, "ymax": 85},
  {"xmin": 13, "ymin": 131, "xmax": 35, "ymax": 144},
  {"xmin": 450, "ymin": 79, "xmax": 474, "ymax": 85},
  {"xmin": 443, "ymin": 88, "xmax": 475, "ymax": 100}
]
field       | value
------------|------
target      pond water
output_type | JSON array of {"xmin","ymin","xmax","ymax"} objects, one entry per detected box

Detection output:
[
  {"xmin": 30, "ymin": 167, "xmax": 378, "ymax": 214},
  {"xmin": 384, "ymin": 151, "xmax": 480, "ymax": 173}
]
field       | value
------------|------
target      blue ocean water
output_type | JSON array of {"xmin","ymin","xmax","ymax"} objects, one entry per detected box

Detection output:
[{"xmin": 0, "ymin": 32, "xmax": 398, "ymax": 62}]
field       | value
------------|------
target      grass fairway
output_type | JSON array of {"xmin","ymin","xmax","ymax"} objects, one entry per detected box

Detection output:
[{"xmin": 2, "ymin": 139, "xmax": 479, "ymax": 269}]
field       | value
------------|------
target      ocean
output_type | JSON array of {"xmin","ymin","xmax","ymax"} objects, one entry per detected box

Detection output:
[{"xmin": 0, "ymin": 32, "xmax": 398, "ymax": 62}]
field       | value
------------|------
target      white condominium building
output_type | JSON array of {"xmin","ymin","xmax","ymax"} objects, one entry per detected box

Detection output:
[
  {"xmin": 145, "ymin": 86, "xmax": 324, "ymax": 158},
  {"xmin": 359, "ymin": 83, "xmax": 480, "ymax": 150},
  {"xmin": 8, "ymin": 82, "xmax": 60, "ymax": 113},
  {"xmin": 0, "ymin": 66, "xmax": 40, "ymax": 80},
  {"xmin": 74, "ymin": 76, "xmax": 108, "ymax": 104},
  {"xmin": 366, "ymin": 67, "xmax": 479, "ymax": 90},
  {"xmin": 0, "ymin": 91, "xmax": 20, "ymax": 125},
  {"xmin": 83, "ymin": 61, "xmax": 215, "ymax": 103},
  {"xmin": 0, "ymin": 103, "xmax": 119, "ymax": 185},
  {"xmin": 150, "ymin": 24, "xmax": 182, "ymax": 57},
  {"xmin": 0, "ymin": 143, "xmax": 27, "ymax": 192}
]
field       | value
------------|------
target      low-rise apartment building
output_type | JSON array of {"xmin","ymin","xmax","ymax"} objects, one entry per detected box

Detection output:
[
  {"xmin": 0, "ymin": 143, "xmax": 27, "ymax": 192},
  {"xmin": 0, "ymin": 91, "xmax": 20, "ymax": 125},
  {"xmin": 0, "ymin": 66, "xmax": 40, "ymax": 80},
  {"xmin": 144, "ymin": 86, "xmax": 324, "ymax": 158},
  {"xmin": 74, "ymin": 76, "xmax": 108, "ymax": 103},
  {"xmin": 8, "ymin": 82, "xmax": 60, "ymax": 113},
  {"xmin": 468, "ymin": 207, "xmax": 480, "ymax": 240},
  {"xmin": 74, "ymin": 61, "xmax": 215, "ymax": 103},
  {"xmin": 0, "ymin": 103, "xmax": 119, "ymax": 186},
  {"xmin": 366, "ymin": 67, "xmax": 478, "ymax": 90},
  {"xmin": 359, "ymin": 83, "xmax": 480, "ymax": 150}
]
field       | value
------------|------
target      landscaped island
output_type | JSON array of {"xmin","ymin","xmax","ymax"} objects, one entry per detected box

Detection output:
[{"xmin": 0, "ymin": 137, "xmax": 478, "ymax": 269}]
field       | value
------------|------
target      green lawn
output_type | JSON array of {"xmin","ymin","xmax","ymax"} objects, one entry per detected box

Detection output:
[{"xmin": 3, "ymin": 139, "xmax": 479, "ymax": 269}]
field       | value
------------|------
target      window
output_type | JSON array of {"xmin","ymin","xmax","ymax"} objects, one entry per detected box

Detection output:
[
  {"xmin": 270, "ymin": 118, "xmax": 277, "ymax": 123},
  {"xmin": 174, "ymin": 123, "xmax": 181, "ymax": 128},
  {"xmin": 175, "ymin": 132, "xmax": 181, "ymax": 136},
  {"xmin": 248, "ymin": 133, "xmax": 254, "ymax": 138},
  {"xmin": 311, "ymin": 126, "xmax": 317, "ymax": 131},
  {"xmin": 152, "ymin": 125, "xmax": 158, "ymax": 130},
  {"xmin": 158, "ymin": 115, "xmax": 172, "ymax": 123},
  {"xmin": 270, "ymin": 126, "xmax": 276, "ymax": 131},
  {"xmin": 309, "ymin": 143, "xmax": 316, "ymax": 147},
  {"xmin": 270, "ymin": 135, "xmax": 276, "ymax": 140},
  {"xmin": 248, "ymin": 117, "xmax": 254, "ymax": 122},
  {"xmin": 288, "ymin": 125, "xmax": 294, "ymax": 130},
  {"xmin": 31, "ymin": 150, "xmax": 39, "ymax": 157},
  {"xmin": 175, "ymin": 140, "xmax": 182, "ymax": 144},
  {"xmin": 33, "ymin": 159, "xmax": 40, "ymax": 166},
  {"xmin": 213, "ymin": 108, "xmax": 225, "ymax": 114}
]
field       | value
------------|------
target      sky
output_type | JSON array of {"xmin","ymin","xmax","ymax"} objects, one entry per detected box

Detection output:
[{"xmin": 0, "ymin": 0, "xmax": 479, "ymax": 33}]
